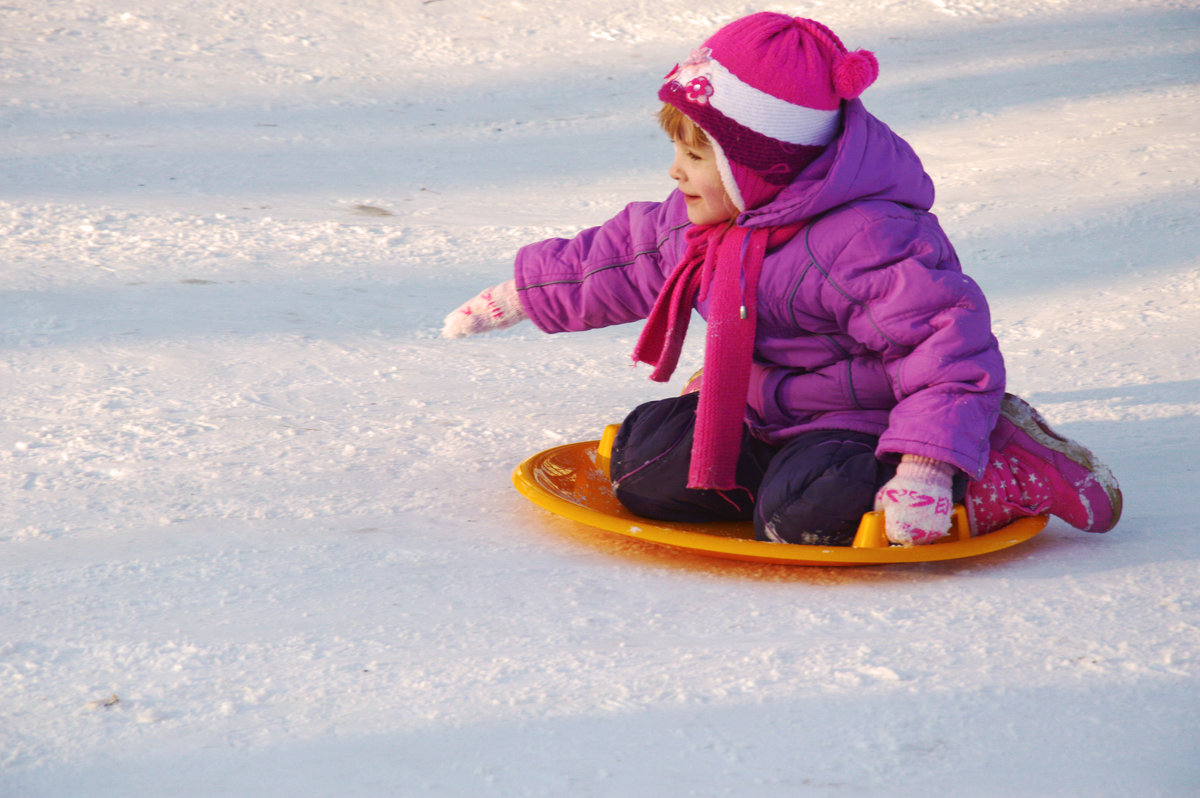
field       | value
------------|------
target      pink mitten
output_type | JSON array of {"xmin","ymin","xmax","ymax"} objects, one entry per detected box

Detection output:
[
  {"xmin": 874, "ymin": 456, "xmax": 956, "ymax": 546},
  {"xmin": 441, "ymin": 279, "xmax": 528, "ymax": 338}
]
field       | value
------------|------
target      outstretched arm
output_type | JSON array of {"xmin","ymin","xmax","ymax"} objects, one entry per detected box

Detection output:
[{"xmin": 440, "ymin": 194, "xmax": 688, "ymax": 339}]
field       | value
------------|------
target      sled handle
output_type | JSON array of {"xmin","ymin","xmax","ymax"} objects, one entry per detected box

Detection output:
[
  {"xmin": 596, "ymin": 424, "xmax": 620, "ymax": 477},
  {"xmin": 852, "ymin": 505, "xmax": 971, "ymax": 548}
]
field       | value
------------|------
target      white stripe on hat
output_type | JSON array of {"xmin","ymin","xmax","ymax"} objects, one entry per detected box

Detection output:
[{"xmin": 676, "ymin": 57, "xmax": 841, "ymax": 146}]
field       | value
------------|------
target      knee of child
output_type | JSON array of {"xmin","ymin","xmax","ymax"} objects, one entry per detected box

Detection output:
[
  {"xmin": 756, "ymin": 487, "xmax": 871, "ymax": 545},
  {"xmin": 609, "ymin": 394, "xmax": 699, "ymax": 481},
  {"xmin": 754, "ymin": 435, "xmax": 894, "ymax": 545}
]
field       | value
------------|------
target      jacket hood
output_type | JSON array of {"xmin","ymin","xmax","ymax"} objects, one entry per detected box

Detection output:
[{"xmin": 738, "ymin": 100, "xmax": 935, "ymax": 228}]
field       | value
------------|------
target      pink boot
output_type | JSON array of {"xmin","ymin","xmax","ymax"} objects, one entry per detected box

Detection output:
[{"xmin": 966, "ymin": 394, "xmax": 1123, "ymax": 535}]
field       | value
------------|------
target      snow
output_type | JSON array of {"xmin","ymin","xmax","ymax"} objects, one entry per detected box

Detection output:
[{"xmin": 2, "ymin": 0, "xmax": 1198, "ymax": 794}]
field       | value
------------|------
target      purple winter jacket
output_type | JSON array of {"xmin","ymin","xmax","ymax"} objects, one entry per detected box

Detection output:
[{"xmin": 513, "ymin": 100, "xmax": 1005, "ymax": 479}]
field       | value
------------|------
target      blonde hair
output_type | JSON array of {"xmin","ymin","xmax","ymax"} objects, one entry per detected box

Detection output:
[{"xmin": 657, "ymin": 103, "xmax": 710, "ymax": 148}]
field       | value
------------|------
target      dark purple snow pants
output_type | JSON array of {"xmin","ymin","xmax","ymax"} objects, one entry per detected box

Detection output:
[{"xmin": 609, "ymin": 392, "xmax": 965, "ymax": 545}]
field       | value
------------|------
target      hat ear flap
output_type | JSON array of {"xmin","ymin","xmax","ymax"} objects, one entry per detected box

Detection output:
[
  {"xmin": 833, "ymin": 49, "xmax": 878, "ymax": 99},
  {"xmin": 709, "ymin": 137, "xmax": 747, "ymax": 212}
]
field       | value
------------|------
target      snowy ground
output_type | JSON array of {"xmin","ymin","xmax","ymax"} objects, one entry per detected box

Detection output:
[{"xmin": 2, "ymin": 0, "xmax": 1198, "ymax": 795}]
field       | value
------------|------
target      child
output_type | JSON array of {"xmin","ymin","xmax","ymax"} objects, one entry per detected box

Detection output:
[{"xmin": 442, "ymin": 13, "xmax": 1122, "ymax": 546}]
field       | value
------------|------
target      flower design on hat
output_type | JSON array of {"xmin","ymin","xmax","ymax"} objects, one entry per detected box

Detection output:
[
  {"xmin": 684, "ymin": 76, "xmax": 713, "ymax": 104},
  {"xmin": 664, "ymin": 47, "xmax": 713, "ymax": 87}
]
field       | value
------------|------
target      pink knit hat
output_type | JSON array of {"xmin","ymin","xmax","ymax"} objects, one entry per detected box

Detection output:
[{"xmin": 659, "ymin": 14, "xmax": 879, "ymax": 211}]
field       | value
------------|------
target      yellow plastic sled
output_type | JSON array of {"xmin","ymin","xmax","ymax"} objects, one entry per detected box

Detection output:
[{"xmin": 513, "ymin": 427, "xmax": 1047, "ymax": 566}]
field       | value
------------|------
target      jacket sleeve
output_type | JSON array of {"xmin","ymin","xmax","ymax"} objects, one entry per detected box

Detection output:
[
  {"xmin": 812, "ymin": 207, "xmax": 1005, "ymax": 477},
  {"xmin": 514, "ymin": 193, "xmax": 690, "ymax": 333}
]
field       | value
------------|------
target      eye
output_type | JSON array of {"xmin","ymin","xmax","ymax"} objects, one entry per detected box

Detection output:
[{"xmin": 686, "ymin": 150, "xmax": 703, "ymax": 162}]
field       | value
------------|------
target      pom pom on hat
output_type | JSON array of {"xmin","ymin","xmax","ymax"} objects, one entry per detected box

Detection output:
[
  {"xmin": 833, "ymin": 50, "xmax": 879, "ymax": 99},
  {"xmin": 659, "ymin": 13, "xmax": 878, "ymax": 211}
]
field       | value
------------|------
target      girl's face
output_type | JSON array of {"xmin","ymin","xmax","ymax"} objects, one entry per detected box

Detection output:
[{"xmin": 668, "ymin": 138, "xmax": 739, "ymax": 226}]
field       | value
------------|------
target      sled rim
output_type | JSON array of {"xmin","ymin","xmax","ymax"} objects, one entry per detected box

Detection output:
[{"xmin": 513, "ymin": 440, "xmax": 1047, "ymax": 566}]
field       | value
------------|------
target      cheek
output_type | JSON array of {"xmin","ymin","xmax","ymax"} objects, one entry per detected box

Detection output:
[
  {"xmin": 698, "ymin": 166, "xmax": 727, "ymax": 201},
  {"xmin": 703, "ymin": 178, "xmax": 731, "ymax": 207}
]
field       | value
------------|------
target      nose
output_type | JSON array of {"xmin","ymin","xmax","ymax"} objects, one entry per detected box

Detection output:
[{"xmin": 668, "ymin": 153, "xmax": 685, "ymax": 182}]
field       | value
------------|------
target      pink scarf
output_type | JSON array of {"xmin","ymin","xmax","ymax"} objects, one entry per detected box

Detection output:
[{"xmin": 633, "ymin": 221, "xmax": 805, "ymax": 490}]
